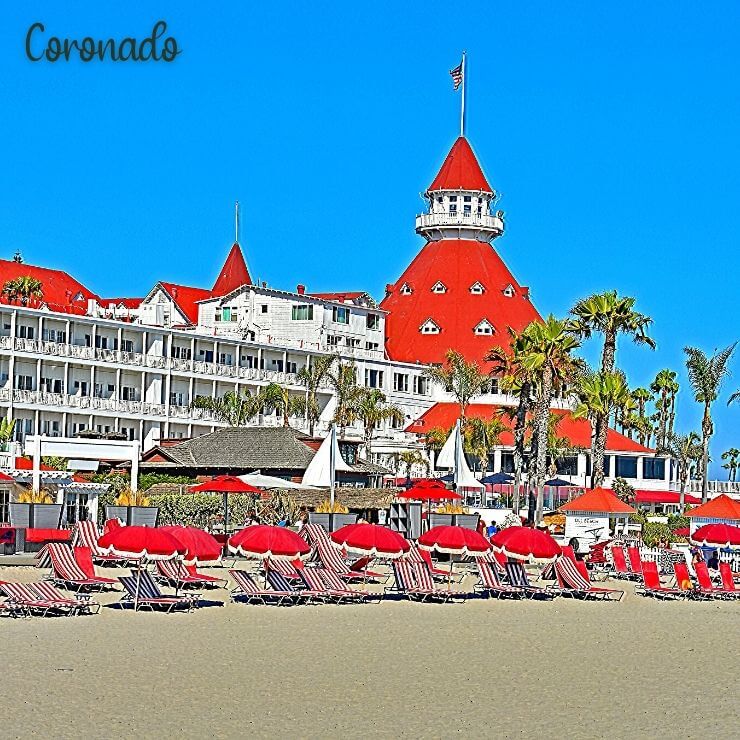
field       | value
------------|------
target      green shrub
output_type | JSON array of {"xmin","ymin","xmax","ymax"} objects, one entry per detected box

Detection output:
[
  {"xmin": 138, "ymin": 473, "xmax": 196, "ymax": 491},
  {"xmin": 641, "ymin": 521, "xmax": 673, "ymax": 548},
  {"xmin": 148, "ymin": 493, "xmax": 259, "ymax": 529},
  {"xmin": 667, "ymin": 513, "xmax": 690, "ymax": 532}
]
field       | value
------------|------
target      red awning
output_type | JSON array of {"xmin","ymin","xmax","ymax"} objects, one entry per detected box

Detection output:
[{"xmin": 635, "ymin": 490, "xmax": 702, "ymax": 506}]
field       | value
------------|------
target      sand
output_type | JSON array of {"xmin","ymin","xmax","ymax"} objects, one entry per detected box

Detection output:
[{"xmin": 1, "ymin": 564, "xmax": 738, "ymax": 739}]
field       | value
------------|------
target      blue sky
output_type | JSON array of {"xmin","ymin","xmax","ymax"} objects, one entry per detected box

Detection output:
[{"xmin": 1, "ymin": 2, "xmax": 738, "ymax": 474}]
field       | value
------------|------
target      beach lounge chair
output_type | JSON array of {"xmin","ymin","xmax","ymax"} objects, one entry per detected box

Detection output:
[
  {"xmin": 392, "ymin": 561, "xmax": 457, "ymax": 602},
  {"xmin": 318, "ymin": 567, "xmax": 381, "ymax": 602},
  {"xmin": 672, "ymin": 561, "xmax": 708, "ymax": 599},
  {"xmin": 229, "ymin": 569, "xmax": 296, "ymax": 605},
  {"xmin": 46, "ymin": 543, "xmax": 117, "ymax": 591},
  {"xmin": 635, "ymin": 561, "xmax": 682, "ymax": 600},
  {"xmin": 118, "ymin": 572, "xmax": 197, "ymax": 612},
  {"xmin": 475, "ymin": 560, "xmax": 525, "ymax": 599},
  {"xmin": 504, "ymin": 562, "xmax": 557, "ymax": 599},
  {"xmin": 551, "ymin": 557, "xmax": 623, "ymax": 601},
  {"xmin": 155, "ymin": 559, "xmax": 225, "ymax": 589},
  {"xmin": 299, "ymin": 567, "xmax": 367, "ymax": 604},
  {"xmin": 693, "ymin": 561, "xmax": 734, "ymax": 599},
  {"xmin": 73, "ymin": 520, "xmax": 127, "ymax": 565},
  {"xmin": 315, "ymin": 539, "xmax": 385, "ymax": 582},
  {"xmin": 28, "ymin": 581, "xmax": 100, "ymax": 615},
  {"xmin": 266, "ymin": 569, "xmax": 323, "ymax": 603},
  {"xmin": 0, "ymin": 581, "xmax": 75, "ymax": 617},
  {"xmin": 74, "ymin": 547, "xmax": 119, "ymax": 588},
  {"xmin": 626, "ymin": 547, "xmax": 643, "ymax": 576},
  {"xmin": 719, "ymin": 563, "xmax": 740, "ymax": 598},
  {"xmin": 262, "ymin": 557, "xmax": 303, "ymax": 581},
  {"xmin": 607, "ymin": 546, "xmax": 637, "ymax": 580}
]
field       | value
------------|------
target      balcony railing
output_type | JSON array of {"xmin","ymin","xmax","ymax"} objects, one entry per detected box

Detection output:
[{"xmin": 415, "ymin": 212, "xmax": 504, "ymax": 232}]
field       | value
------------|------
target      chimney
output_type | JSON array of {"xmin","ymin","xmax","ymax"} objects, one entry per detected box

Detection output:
[
  {"xmin": 385, "ymin": 284, "xmax": 394, "ymax": 296},
  {"xmin": 297, "ymin": 284, "xmax": 305, "ymax": 295}
]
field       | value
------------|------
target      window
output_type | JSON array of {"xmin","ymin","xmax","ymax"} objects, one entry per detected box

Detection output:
[
  {"xmin": 474, "ymin": 319, "xmax": 494, "ymax": 336},
  {"xmin": 365, "ymin": 369, "xmax": 384, "ymax": 388},
  {"xmin": 347, "ymin": 338, "xmax": 361, "ymax": 348},
  {"xmin": 16, "ymin": 375, "xmax": 33, "ymax": 391},
  {"xmin": 17, "ymin": 325, "xmax": 35, "ymax": 339},
  {"xmin": 503, "ymin": 284, "xmax": 515, "ymax": 298},
  {"xmin": 431, "ymin": 281, "xmax": 447, "ymax": 294},
  {"xmin": 73, "ymin": 380, "xmax": 89, "ymax": 396},
  {"xmin": 420, "ymin": 319, "xmax": 440, "ymax": 334},
  {"xmin": 121, "ymin": 339, "xmax": 134, "ymax": 353},
  {"xmin": 0, "ymin": 488, "xmax": 10, "ymax": 524},
  {"xmin": 327, "ymin": 335, "xmax": 341, "ymax": 347},
  {"xmin": 400, "ymin": 283, "xmax": 413, "ymax": 296},
  {"xmin": 366, "ymin": 314, "xmax": 380, "ymax": 330},
  {"xmin": 215, "ymin": 308, "xmax": 222, "ymax": 322},
  {"xmin": 171, "ymin": 345, "xmax": 192, "ymax": 360},
  {"xmin": 40, "ymin": 377, "xmax": 63, "ymax": 393},
  {"xmin": 43, "ymin": 329, "xmax": 66, "ymax": 344},
  {"xmin": 614, "ymin": 456, "xmax": 638, "ymax": 479},
  {"xmin": 221, "ymin": 307, "xmax": 231, "ymax": 322},
  {"xmin": 218, "ymin": 353, "xmax": 232, "ymax": 366},
  {"xmin": 332, "ymin": 306, "xmax": 350, "ymax": 324},
  {"xmin": 413, "ymin": 376, "xmax": 429, "ymax": 395},
  {"xmin": 291, "ymin": 304, "xmax": 314, "ymax": 321},
  {"xmin": 463, "ymin": 204, "xmax": 471, "ymax": 216},
  {"xmin": 121, "ymin": 386, "xmax": 138, "ymax": 401},
  {"xmin": 555, "ymin": 456, "xmax": 578, "ymax": 476},
  {"xmin": 287, "ymin": 361, "xmax": 297, "ymax": 374},
  {"xmin": 643, "ymin": 457, "xmax": 666, "ymax": 480},
  {"xmin": 260, "ymin": 304, "xmax": 268, "ymax": 313},
  {"xmin": 365, "ymin": 341, "xmax": 379, "ymax": 352},
  {"xmin": 393, "ymin": 373, "xmax": 409, "ymax": 392},
  {"xmin": 463, "ymin": 195, "xmax": 471, "ymax": 203},
  {"xmin": 469, "ymin": 282, "xmax": 485, "ymax": 295}
]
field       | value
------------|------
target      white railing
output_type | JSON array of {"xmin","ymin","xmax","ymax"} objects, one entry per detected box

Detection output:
[
  {"xmin": 686, "ymin": 480, "xmax": 740, "ymax": 495},
  {"xmin": 415, "ymin": 212, "xmax": 504, "ymax": 231}
]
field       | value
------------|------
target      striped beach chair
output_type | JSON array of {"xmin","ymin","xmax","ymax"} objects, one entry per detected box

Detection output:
[
  {"xmin": 118, "ymin": 571, "xmax": 198, "ymax": 612},
  {"xmin": 266, "ymin": 569, "xmax": 321, "ymax": 603},
  {"xmin": 46, "ymin": 543, "xmax": 117, "ymax": 591},
  {"xmin": 392, "ymin": 561, "xmax": 457, "ymax": 602},
  {"xmin": 73, "ymin": 520, "xmax": 127, "ymax": 565},
  {"xmin": 299, "ymin": 567, "xmax": 365, "ymax": 603},
  {"xmin": 0, "ymin": 581, "xmax": 74, "ymax": 617},
  {"xmin": 552, "ymin": 557, "xmax": 623, "ymax": 601},
  {"xmin": 505, "ymin": 561, "xmax": 557, "ymax": 599},
  {"xmin": 229, "ymin": 569, "xmax": 296, "ymax": 605},
  {"xmin": 476, "ymin": 560, "xmax": 525, "ymax": 599},
  {"xmin": 155, "ymin": 559, "xmax": 222, "ymax": 589},
  {"xmin": 28, "ymin": 581, "xmax": 100, "ymax": 615},
  {"xmin": 318, "ymin": 567, "xmax": 379, "ymax": 602},
  {"xmin": 263, "ymin": 557, "xmax": 303, "ymax": 581}
]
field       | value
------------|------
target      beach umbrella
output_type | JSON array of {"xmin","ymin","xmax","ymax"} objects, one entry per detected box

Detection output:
[
  {"xmin": 480, "ymin": 472, "xmax": 514, "ymax": 484},
  {"xmin": 190, "ymin": 475, "xmax": 262, "ymax": 531},
  {"xmin": 418, "ymin": 525, "xmax": 491, "ymax": 588},
  {"xmin": 396, "ymin": 487, "xmax": 462, "ymax": 502},
  {"xmin": 98, "ymin": 526, "xmax": 186, "ymax": 610},
  {"xmin": 331, "ymin": 523, "xmax": 410, "ymax": 558},
  {"xmin": 160, "ymin": 525, "xmax": 223, "ymax": 565},
  {"xmin": 228, "ymin": 524, "xmax": 311, "ymax": 561},
  {"xmin": 690, "ymin": 523, "xmax": 740, "ymax": 548},
  {"xmin": 490, "ymin": 526, "xmax": 561, "ymax": 564},
  {"xmin": 544, "ymin": 478, "xmax": 572, "ymax": 487}
]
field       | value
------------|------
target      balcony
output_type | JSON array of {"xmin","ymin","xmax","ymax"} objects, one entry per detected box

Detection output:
[{"xmin": 415, "ymin": 212, "xmax": 504, "ymax": 238}]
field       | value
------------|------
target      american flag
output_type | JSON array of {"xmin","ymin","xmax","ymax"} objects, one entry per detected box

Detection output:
[{"xmin": 449, "ymin": 59, "xmax": 464, "ymax": 90}]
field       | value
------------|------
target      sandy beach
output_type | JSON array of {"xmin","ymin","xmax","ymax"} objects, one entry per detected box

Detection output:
[{"xmin": 1, "ymin": 564, "xmax": 738, "ymax": 739}]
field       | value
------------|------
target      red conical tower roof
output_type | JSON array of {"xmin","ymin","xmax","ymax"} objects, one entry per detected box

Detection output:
[
  {"xmin": 212, "ymin": 243, "xmax": 251, "ymax": 296},
  {"xmin": 428, "ymin": 136, "xmax": 492, "ymax": 192}
]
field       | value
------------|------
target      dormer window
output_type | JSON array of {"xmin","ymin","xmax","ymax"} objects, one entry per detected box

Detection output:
[
  {"xmin": 503, "ymin": 284, "xmax": 515, "ymax": 298},
  {"xmin": 469, "ymin": 282, "xmax": 485, "ymax": 295},
  {"xmin": 400, "ymin": 283, "xmax": 413, "ymax": 296},
  {"xmin": 474, "ymin": 319, "xmax": 495, "ymax": 336},
  {"xmin": 420, "ymin": 319, "xmax": 441, "ymax": 335},
  {"xmin": 431, "ymin": 281, "xmax": 447, "ymax": 294}
]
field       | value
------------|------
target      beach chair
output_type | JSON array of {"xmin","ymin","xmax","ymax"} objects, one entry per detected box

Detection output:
[
  {"xmin": 73, "ymin": 520, "xmax": 127, "ymax": 565},
  {"xmin": 299, "ymin": 567, "xmax": 366, "ymax": 604},
  {"xmin": 0, "ymin": 600, "xmax": 26, "ymax": 618},
  {"xmin": 118, "ymin": 572, "xmax": 197, "ymax": 612},
  {"xmin": 475, "ymin": 560, "xmax": 525, "ymax": 599},
  {"xmin": 551, "ymin": 557, "xmax": 623, "ymax": 601},
  {"xmin": 28, "ymin": 581, "xmax": 100, "ymax": 615},
  {"xmin": 671, "ymin": 561, "xmax": 707, "ymax": 599},
  {"xmin": 635, "ymin": 561, "xmax": 682, "ymax": 600},
  {"xmin": 693, "ymin": 561, "xmax": 734, "ymax": 599},
  {"xmin": 405, "ymin": 543, "xmax": 461, "ymax": 582},
  {"xmin": 74, "ymin": 547, "xmax": 119, "ymax": 588},
  {"xmin": 46, "ymin": 543, "xmax": 117, "ymax": 591},
  {"xmin": 229, "ymin": 569, "xmax": 296, "ymax": 605},
  {"xmin": 318, "ymin": 567, "xmax": 381, "ymax": 602},
  {"xmin": 392, "ymin": 561, "xmax": 458, "ymax": 602},
  {"xmin": 263, "ymin": 557, "xmax": 303, "ymax": 581},
  {"xmin": 607, "ymin": 546, "xmax": 636, "ymax": 580},
  {"xmin": 155, "ymin": 559, "xmax": 223, "ymax": 589},
  {"xmin": 0, "ymin": 581, "xmax": 75, "ymax": 617},
  {"xmin": 504, "ymin": 562, "xmax": 557, "ymax": 599},
  {"xmin": 626, "ymin": 547, "xmax": 643, "ymax": 576},
  {"xmin": 719, "ymin": 563, "xmax": 740, "ymax": 598},
  {"xmin": 266, "ymin": 569, "xmax": 322, "ymax": 603},
  {"xmin": 315, "ymin": 539, "xmax": 385, "ymax": 582}
]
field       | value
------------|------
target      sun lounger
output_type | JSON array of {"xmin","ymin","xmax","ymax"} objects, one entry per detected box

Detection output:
[
  {"xmin": 299, "ymin": 567, "xmax": 367, "ymax": 604},
  {"xmin": 229, "ymin": 569, "xmax": 296, "ymax": 605},
  {"xmin": 155, "ymin": 559, "xmax": 224, "ymax": 589},
  {"xmin": 45, "ymin": 543, "xmax": 117, "ymax": 591},
  {"xmin": 118, "ymin": 572, "xmax": 197, "ymax": 612},
  {"xmin": 693, "ymin": 561, "xmax": 734, "ymax": 599},
  {"xmin": 671, "ymin": 561, "xmax": 708, "ymax": 599},
  {"xmin": 73, "ymin": 520, "xmax": 127, "ymax": 565},
  {"xmin": 28, "ymin": 581, "xmax": 100, "ymax": 615},
  {"xmin": 475, "ymin": 560, "xmax": 525, "ymax": 599},
  {"xmin": 607, "ymin": 546, "xmax": 638, "ymax": 580},
  {"xmin": 266, "ymin": 569, "xmax": 322, "ymax": 603},
  {"xmin": 0, "ymin": 581, "xmax": 75, "ymax": 616},
  {"xmin": 0, "ymin": 600, "xmax": 26, "ymax": 618},
  {"xmin": 315, "ymin": 539, "xmax": 385, "ymax": 582},
  {"xmin": 719, "ymin": 563, "xmax": 740, "ymax": 598},
  {"xmin": 636, "ymin": 560, "xmax": 683, "ymax": 599},
  {"xmin": 551, "ymin": 557, "xmax": 623, "ymax": 601},
  {"xmin": 392, "ymin": 561, "xmax": 458, "ymax": 602},
  {"xmin": 504, "ymin": 561, "xmax": 557, "ymax": 599},
  {"xmin": 626, "ymin": 547, "xmax": 643, "ymax": 576},
  {"xmin": 263, "ymin": 557, "xmax": 303, "ymax": 581},
  {"xmin": 74, "ymin": 547, "xmax": 119, "ymax": 587}
]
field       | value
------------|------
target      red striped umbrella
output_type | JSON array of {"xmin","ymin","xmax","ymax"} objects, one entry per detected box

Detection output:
[
  {"xmin": 490, "ymin": 526, "xmax": 561, "ymax": 563},
  {"xmin": 228, "ymin": 525, "xmax": 311, "ymax": 561},
  {"xmin": 331, "ymin": 523, "xmax": 410, "ymax": 558},
  {"xmin": 160, "ymin": 525, "xmax": 223, "ymax": 565},
  {"xmin": 690, "ymin": 523, "xmax": 740, "ymax": 548},
  {"xmin": 418, "ymin": 525, "xmax": 491, "ymax": 556},
  {"xmin": 98, "ymin": 525, "xmax": 185, "ymax": 561},
  {"xmin": 190, "ymin": 476, "xmax": 262, "ymax": 530}
]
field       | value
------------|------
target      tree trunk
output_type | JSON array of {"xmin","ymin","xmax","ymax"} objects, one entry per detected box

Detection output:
[
  {"xmin": 591, "ymin": 413, "xmax": 608, "ymax": 488},
  {"xmin": 601, "ymin": 332, "xmax": 616, "ymax": 374},
  {"xmin": 701, "ymin": 405, "xmax": 712, "ymax": 504},
  {"xmin": 679, "ymin": 464, "xmax": 687, "ymax": 509},
  {"xmin": 532, "ymin": 369, "xmax": 553, "ymax": 524},
  {"xmin": 512, "ymin": 384, "xmax": 529, "ymax": 515}
]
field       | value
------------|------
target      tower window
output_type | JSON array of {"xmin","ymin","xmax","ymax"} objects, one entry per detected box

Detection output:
[
  {"xmin": 420, "ymin": 319, "xmax": 441, "ymax": 335},
  {"xmin": 463, "ymin": 205, "xmax": 471, "ymax": 216},
  {"xmin": 400, "ymin": 283, "xmax": 413, "ymax": 296},
  {"xmin": 431, "ymin": 281, "xmax": 447, "ymax": 294},
  {"xmin": 463, "ymin": 196, "xmax": 471, "ymax": 203},
  {"xmin": 503, "ymin": 284, "xmax": 515, "ymax": 298},
  {"xmin": 469, "ymin": 282, "xmax": 485, "ymax": 295},
  {"xmin": 474, "ymin": 319, "xmax": 494, "ymax": 336}
]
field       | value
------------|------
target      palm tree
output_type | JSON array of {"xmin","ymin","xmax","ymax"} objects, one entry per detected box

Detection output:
[
  {"xmin": 721, "ymin": 448, "xmax": 740, "ymax": 482},
  {"xmin": 463, "ymin": 417, "xmax": 506, "ymax": 473},
  {"xmin": 0, "ymin": 417, "xmax": 15, "ymax": 447},
  {"xmin": 570, "ymin": 290, "xmax": 655, "ymax": 374},
  {"xmin": 663, "ymin": 432, "xmax": 702, "ymax": 507},
  {"xmin": 1, "ymin": 276, "xmax": 44, "ymax": 306},
  {"xmin": 573, "ymin": 369, "xmax": 633, "ymax": 489},
  {"xmin": 356, "ymin": 388, "xmax": 403, "ymax": 459},
  {"xmin": 650, "ymin": 369, "xmax": 679, "ymax": 449},
  {"xmin": 261, "ymin": 383, "xmax": 304, "ymax": 427},
  {"xmin": 296, "ymin": 354, "xmax": 335, "ymax": 435},
  {"xmin": 424, "ymin": 349, "xmax": 491, "ymax": 421},
  {"xmin": 398, "ymin": 449, "xmax": 427, "ymax": 480},
  {"xmin": 684, "ymin": 343, "xmax": 737, "ymax": 502},
  {"xmin": 518, "ymin": 316, "xmax": 582, "ymax": 523},
  {"xmin": 190, "ymin": 390, "xmax": 261, "ymax": 426},
  {"xmin": 423, "ymin": 426, "xmax": 448, "ymax": 464},
  {"xmin": 326, "ymin": 361, "xmax": 362, "ymax": 438}
]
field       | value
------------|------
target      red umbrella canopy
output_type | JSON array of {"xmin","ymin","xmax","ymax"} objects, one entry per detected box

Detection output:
[
  {"xmin": 160, "ymin": 525, "xmax": 223, "ymax": 565},
  {"xmin": 690, "ymin": 523, "xmax": 740, "ymax": 548},
  {"xmin": 396, "ymin": 487, "xmax": 462, "ymax": 502},
  {"xmin": 408, "ymin": 479, "xmax": 447, "ymax": 490},
  {"xmin": 228, "ymin": 525, "xmax": 311, "ymax": 561},
  {"xmin": 418, "ymin": 525, "xmax": 491, "ymax": 556},
  {"xmin": 190, "ymin": 475, "xmax": 261, "ymax": 494},
  {"xmin": 490, "ymin": 526, "xmax": 562, "ymax": 563},
  {"xmin": 331, "ymin": 523, "xmax": 410, "ymax": 558},
  {"xmin": 98, "ymin": 526, "xmax": 186, "ymax": 561}
]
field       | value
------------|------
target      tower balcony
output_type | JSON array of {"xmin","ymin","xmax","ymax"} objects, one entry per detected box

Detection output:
[{"xmin": 415, "ymin": 212, "xmax": 504, "ymax": 242}]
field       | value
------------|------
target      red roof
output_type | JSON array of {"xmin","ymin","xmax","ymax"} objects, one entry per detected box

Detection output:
[
  {"xmin": 159, "ymin": 282, "xmax": 212, "ymax": 325},
  {"xmin": 211, "ymin": 243, "xmax": 251, "ymax": 296},
  {"xmin": 381, "ymin": 238, "xmax": 541, "ymax": 365},
  {"xmin": 428, "ymin": 137, "xmax": 492, "ymax": 192},
  {"xmin": 686, "ymin": 494, "xmax": 740, "ymax": 520},
  {"xmin": 406, "ymin": 403, "xmax": 653, "ymax": 454},
  {"xmin": 0, "ymin": 259, "xmax": 98, "ymax": 312},
  {"xmin": 0, "ymin": 471, "xmax": 14, "ymax": 482},
  {"xmin": 634, "ymin": 490, "xmax": 702, "ymax": 506},
  {"xmin": 559, "ymin": 487, "xmax": 636, "ymax": 514},
  {"xmin": 100, "ymin": 297, "xmax": 143, "ymax": 309},
  {"xmin": 308, "ymin": 291, "xmax": 367, "ymax": 303}
]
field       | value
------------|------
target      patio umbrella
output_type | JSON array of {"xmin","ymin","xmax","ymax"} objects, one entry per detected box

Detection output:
[
  {"xmin": 190, "ymin": 475, "xmax": 262, "ymax": 532},
  {"xmin": 98, "ymin": 525, "xmax": 186, "ymax": 610},
  {"xmin": 331, "ymin": 523, "xmax": 410, "ymax": 558},
  {"xmin": 418, "ymin": 525, "xmax": 491, "ymax": 588},
  {"xmin": 396, "ymin": 487, "xmax": 462, "ymax": 502},
  {"xmin": 480, "ymin": 472, "xmax": 514, "ymax": 484},
  {"xmin": 160, "ymin": 525, "xmax": 223, "ymax": 565},
  {"xmin": 490, "ymin": 526, "xmax": 562, "ymax": 564},
  {"xmin": 690, "ymin": 523, "xmax": 740, "ymax": 548},
  {"xmin": 544, "ymin": 478, "xmax": 572, "ymax": 487}
]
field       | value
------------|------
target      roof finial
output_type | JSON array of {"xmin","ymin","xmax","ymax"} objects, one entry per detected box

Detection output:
[
  {"xmin": 460, "ymin": 51, "xmax": 467, "ymax": 138},
  {"xmin": 234, "ymin": 200, "xmax": 240, "ymax": 244}
]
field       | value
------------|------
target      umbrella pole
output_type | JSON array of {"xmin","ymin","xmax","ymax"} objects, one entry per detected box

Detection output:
[
  {"xmin": 265, "ymin": 558, "xmax": 269, "ymax": 588},
  {"xmin": 224, "ymin": 493, "xmax": 229, "ymax": 534},
  {"xmin": 135, "ymin": 565, "xmax": 141, "ymax": 612}
]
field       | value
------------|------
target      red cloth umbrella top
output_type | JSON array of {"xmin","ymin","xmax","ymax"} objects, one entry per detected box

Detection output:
[
  {"xmin": 160, "ymin": 525, "xmax": 223, "ymax": 565},
  {"xmin": 418, "ymin": 525, "xmax": 491, "ymax": 556},
  {"xmin": 490, "ymin": 526, "xmax": 561, "ymax": 563},
  {"xmin": 690, "ymin": 523, "xmax": 740, "ymax": 548},
  {"xmin": 408, "ymin": 479, "xmax": 447, "ymax": 490},
  {"xmin": 331, "ymin": 523, "xmax": 410, "ymax": 558},
  {"xmin": 98, "ymin": 526, "xmax": 186, "ymax": 561},
  {"xmin": 396, "ymin": 488, "xmax": 462, "ymax": 502},
  {"xmin": 228, "ymin": 525, "xmax": 311, "ymax": 561},
  {"xmin": 190, "ymin": 475, "xmax": 261, "ymax": 494}
]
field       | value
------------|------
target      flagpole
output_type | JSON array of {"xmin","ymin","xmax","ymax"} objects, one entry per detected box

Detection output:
[
  {"xmin": 460, "ymin": 50, "xmax": 466, "ymax": 137},
  {"xmin": 330, "ymin": 424, "xmax": 336, "ymax": 509}
]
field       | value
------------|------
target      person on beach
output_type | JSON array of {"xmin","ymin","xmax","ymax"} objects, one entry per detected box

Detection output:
[
  {"xmin": 487, "ymin": 521, "xmax": 498, "ymax": 538},
  {"xmin": 295, "ymin": 509, "xmax": 309, "ymax": 531},
  {"xmin": 707, "ymin": 550, "xmax": 720, "ymax": 570}
]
